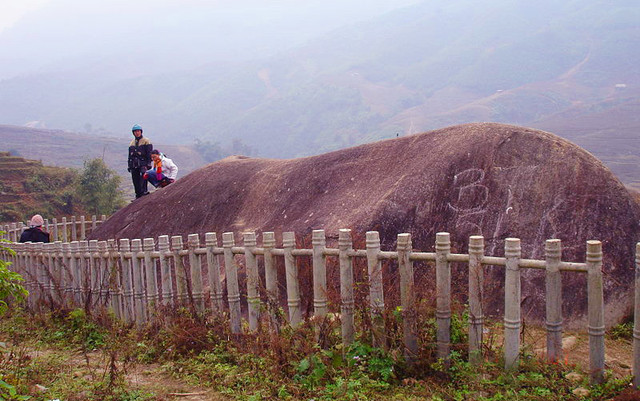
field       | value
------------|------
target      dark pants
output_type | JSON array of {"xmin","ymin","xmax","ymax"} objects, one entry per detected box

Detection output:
[
  {"xmin": 131, "ymin": 167, "xmax": 148, "ymax": 198},
  {"xmin": 145, "ymin": 169, "xmax": 175, "ymax": 188}
]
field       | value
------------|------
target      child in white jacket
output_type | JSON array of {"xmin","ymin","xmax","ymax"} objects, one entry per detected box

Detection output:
[{"xmin": 144, "ymin": 149, "xmax": 178, "ymax": 188}]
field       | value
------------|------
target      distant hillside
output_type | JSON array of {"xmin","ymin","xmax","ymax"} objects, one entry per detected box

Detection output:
[
  {"xmin": 0, "ymin": 0, "xmax": 637, "ymax": 187},
  {"xmin": 0, "ymin": 125, "xmax": 207, "ymax": 190},
  {"xmin": 0, "ymin": 151, "xmax": 82, "ymax": 222}
]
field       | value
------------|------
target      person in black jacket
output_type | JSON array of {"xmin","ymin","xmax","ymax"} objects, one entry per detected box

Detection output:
[
  {"xmin": 128, "ymin": 124, "xmax": 153, "ymax": 198},
  {"xmin": 19, "ymin": 214, "xmax": 50, "ymax": 243}
]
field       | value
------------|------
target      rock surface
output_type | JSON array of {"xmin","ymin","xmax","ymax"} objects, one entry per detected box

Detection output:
[{"xmin": 91, "ymin": 123, "xmax": 640, "ymax": 325}]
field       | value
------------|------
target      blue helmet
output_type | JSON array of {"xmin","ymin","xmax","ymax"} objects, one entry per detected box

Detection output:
[{"xmin": 132, "ymin": 124, "xmax": 143, "ymax": 133}]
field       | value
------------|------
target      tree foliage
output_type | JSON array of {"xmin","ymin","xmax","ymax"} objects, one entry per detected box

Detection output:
[
  {"xmin": 0, "ymin": 234, "xmax": 27, "ymax": 316},
  {"xmin": 75, "ymin": 158, "xmax": 125, "ymax": 215}
]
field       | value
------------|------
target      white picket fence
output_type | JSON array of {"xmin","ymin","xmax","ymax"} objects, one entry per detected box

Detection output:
[
  {"xmin": 2, "ymin": 215, "xmax": 107, "ymax": 243},
  {"xmin": 2, "ymin": 216, "xmax": 640, "ymax": 386}
]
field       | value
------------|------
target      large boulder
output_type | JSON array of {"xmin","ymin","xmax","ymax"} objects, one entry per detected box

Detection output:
[{"xmin": 92, "ymin": 123, "xmax": 640, "ymax": 326}]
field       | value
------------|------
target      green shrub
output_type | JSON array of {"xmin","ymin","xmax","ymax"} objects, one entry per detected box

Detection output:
[{"xmin": 0, "ymin": 234, "xmax": 28, "ymax": 316}]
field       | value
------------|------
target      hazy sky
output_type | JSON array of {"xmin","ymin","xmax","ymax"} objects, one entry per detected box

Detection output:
[
  {"xmin": 0, "ymin": 0, "xmax": 422, "ymax": 79},
  {"xmin": 0, "ymin": 0, "xmax": 49, "ymax": 32}
]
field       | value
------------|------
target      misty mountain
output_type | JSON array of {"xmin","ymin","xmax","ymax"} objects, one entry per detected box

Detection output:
[{"xmin": 0, "ymin": 0, "xmax": 638, "ymax": 169}]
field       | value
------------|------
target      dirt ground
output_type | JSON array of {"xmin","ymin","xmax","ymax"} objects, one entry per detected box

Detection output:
[
  {"xmin": 125, "ymin": 363, "xmax": 229, "ymax": 401},
  {"xmin": 20, "ymin": 347, "xmax": 231, "ymax": 401},
  {"xmin": 15, "ymin": 325, "xmax": 634, "ymax": 400},
  {"xmin": 523, "ymin": 326, "xmax": 633, "ymax": 378}
]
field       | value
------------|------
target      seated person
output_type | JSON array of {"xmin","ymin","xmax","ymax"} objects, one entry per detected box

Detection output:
[
  {"xmin": 144, "ymin": 149, "xmax": 178, "ymax": 188},
  {"xmin": 19, "ymin": 214, "xmax": 51, "ymax": 243}
]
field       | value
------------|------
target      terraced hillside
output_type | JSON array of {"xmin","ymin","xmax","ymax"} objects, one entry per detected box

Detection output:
[
  {"xmin": 0, "ymin": 125, "xmax": 206, "ymax": 189},
  {"xmin": 0, "ymin": 151, "xmax": 83, "ymax": 223}
]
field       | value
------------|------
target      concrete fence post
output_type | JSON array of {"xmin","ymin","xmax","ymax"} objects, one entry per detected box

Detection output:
[
  {"xmin": 91, "ymin": 215, "xmax": 97, "ymax": 231},
  {"xmin": 366, "ymin": 231, "xmax": 385, "ymax": 348},
  {"xmin": 62, "ymin": 242, "xmax": 73, "ymax": 306},
  {"xmin": 223, "ymin": 232, "xmax": 242, "ymax": 334},
  {"xmin": 144, "ymin": 238, "xmax": 158, "ymax": 316},
  {"xmin": 436, "ymin": 232, "xmax": 452, "ymax": 364},
  {"xmin": 398, "ymin": 233, "xmax": 418, "ymax": 360},
  {"xmin": 545, "ymin": 239, "xmax": 563, "ymax": 363},
  {"xmin": 188, "ymin": 234, "xmax": 204, "ymax": 314},
  {"xmin": 131, "ymin": 239, "xmax": 146, "ymax": 325},
  {"xmin": 244, "ymin": 232, "xmax": 260, "ymax": 330},
  {"xmin": 634, "ymin": 243, "xmax": 640, "ymax": 388},
  {"xmin": 205, "ymin": 233, "xmax": 223, "ymax": 312},
  {"xmin": 54, "ymin": 241, "xmax": 64, "ymax": 305},
  {"xmin": 88, "ymin": 240, "xmax": 99, "ymax": 308},
  {"xmin": 339, "ymin": 229, "xmax": 355, "ymax": 345},
  {"xmin": 52, "ymin": 218, "xmax": 58, "ymax": 243},
  {"xmin": 70, "ymin": 241, "xmax": 81, "ymax": 307},
  {"xmin": 284, "ymin": 231, "xmax": 302, "ymax": 326},
  {"xmin": 20, "ymin": 243, "xmax": 29, "ymax": 308},
  {"xmin": 25, "ymin": 243, "xmax": 33, "ymax": 307},
  {"xmin": 119, "ymin": 239, "xmax": 134, "ymax": 323},
  {"xmin": 30, "ymin": 243, "xmax": 38, "ymax": 302},
  {"xmin": 312, "ymin": 229, "xmax": 328, "ymax": 317},
  {"xmin": 98, "ymin": 240, "xmax": 109, "ymax": 307},
  {"xmin": 587, "ymin": 240, "xmax": 605, "ymax": 384},
  {"xmin": 38, "ymin": 242, "xmax": 47, "ymax": 308},
  {"xmin": 468, "ymin": 235, "xmax": 484, "ymax": 365},
  {"xmin": 80, "ymin": 215, "xmax": 86, "ymax": 240},
  {"xmin": 45, "ymin": 242, "xmax": 54, "ymax": 304},
  {"xmin": 262, "ymin": 232, "xmax": 278, "ymax": 327},
  {"xmin": 8, "ymin": 223, "xmax": 15, "ymax": 242},
  {"xmin": 107, "ymin": 239, "xmax": 121, "ymax": 319},
  {"xmin": 19, "ymin": 243, "xmax": 29, "ymax": 306},
  {"xmin": 20, "ymin": 243, "xmax": 28, "ymax": 305},
  {"xmin": 16, "ymin": 243, "xmax": 25, "ymax": 305},
  {"xmin": 158, "ymin": 235, "xmax": 173, "ymax": 307},
  {"xmin": 61, "ymin": 217, "xmax": 68, "ymax": 243},
  {"xmin": 71, "ymin": 216, "xmax": 77, "ymax": 242},
  {"xmin": 30, "ymin": 243, "xmax": 39, "ymax": 308},
  {"xmin": 504, "ymin": 238, "xmax": 521, "ymax": 370},
  {"xmin": 78, "ymin": 241, "xmax": 89, "ymax": 308},
  {"xmin": 171, "ymin": 236, "xmax": 188, "ymax": 305}
]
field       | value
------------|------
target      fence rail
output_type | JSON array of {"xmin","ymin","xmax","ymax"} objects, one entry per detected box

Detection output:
[
  {"xmin": 2, "ymin": 215, "xmax": 107, "ymax": 243},
  {"xmin": 2, "ymin": 225, "xmax": 639, "ymax": 386}
]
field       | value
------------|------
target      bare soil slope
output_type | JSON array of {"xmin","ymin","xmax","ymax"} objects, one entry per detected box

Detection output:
[{"xmin": 92, "ymin": 122, "xmax": 640, "ymax": 325}]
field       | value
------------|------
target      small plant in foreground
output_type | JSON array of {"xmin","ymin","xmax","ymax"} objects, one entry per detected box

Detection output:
[
  {"xmin": 0, "ymin": 234, "xmax": 28, "ymax": 317},
  {"xmin": 609, "ymin": 321, "xmax": 633, "ymax": 341},
  {"xmin": 0, "ymin": 376, "xmax": 31, "ymax": 401}
]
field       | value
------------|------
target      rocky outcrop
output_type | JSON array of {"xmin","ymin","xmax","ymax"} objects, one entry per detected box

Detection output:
[{"xmin": 91, "ymin": 123, "xmax": 640, "ymax": 326}]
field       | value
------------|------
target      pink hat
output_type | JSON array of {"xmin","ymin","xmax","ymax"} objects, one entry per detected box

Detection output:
[{"xmin": 30, "ymin": 214, "xmax": 44, "ymax": 227}]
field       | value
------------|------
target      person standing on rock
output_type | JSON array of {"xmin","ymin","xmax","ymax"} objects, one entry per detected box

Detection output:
[
  {"xmin": 19, "ymin": 214, "xmax": 50, "ymax": 243},
  {"xmin": 144, "ymin": 149, "xmax": 178, "ymax": 188},
  {"xmin": 128, "ymin": 124, "xmax": 153, "ymax": 198}
]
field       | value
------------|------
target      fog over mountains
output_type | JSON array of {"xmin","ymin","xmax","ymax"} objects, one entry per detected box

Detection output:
[{"xmin": 0, "ymin": 0, "xmax": 638, "ymax": 186}]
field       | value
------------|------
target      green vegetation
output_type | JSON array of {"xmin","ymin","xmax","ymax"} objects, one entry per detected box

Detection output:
[
  {"xmin": 0, "ymin": 233, "xmax": 27, "ymax": 317},
  {"xmin": 0, "ymin": 245, "xmax": 634, "ymax": 400},
  {"xmin": 74, "ymin": 158, "xmax": 125, "ymax": 216},
  {"xmin": 23, "ymin": 169, "xmax": 78, "ymax": 216},
  {"xmin": 0, "ymin": 153, "xmax": 126, "ymax": 223},
  {"xmin": 0, "ymin": 302, "xmax": 635, "ymax": 400},
  {"xmin": 0, "ymin": 234, "xmax": 29, "ymax": 400},
  {"xmin": 609, "ymin": 319, "xmax": 633, "ymax": 341}
]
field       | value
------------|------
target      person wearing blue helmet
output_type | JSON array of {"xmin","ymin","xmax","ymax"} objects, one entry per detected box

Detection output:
[{"xmin": 127, "ymin": 124, "xmax": 153, "ymax": 198}]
